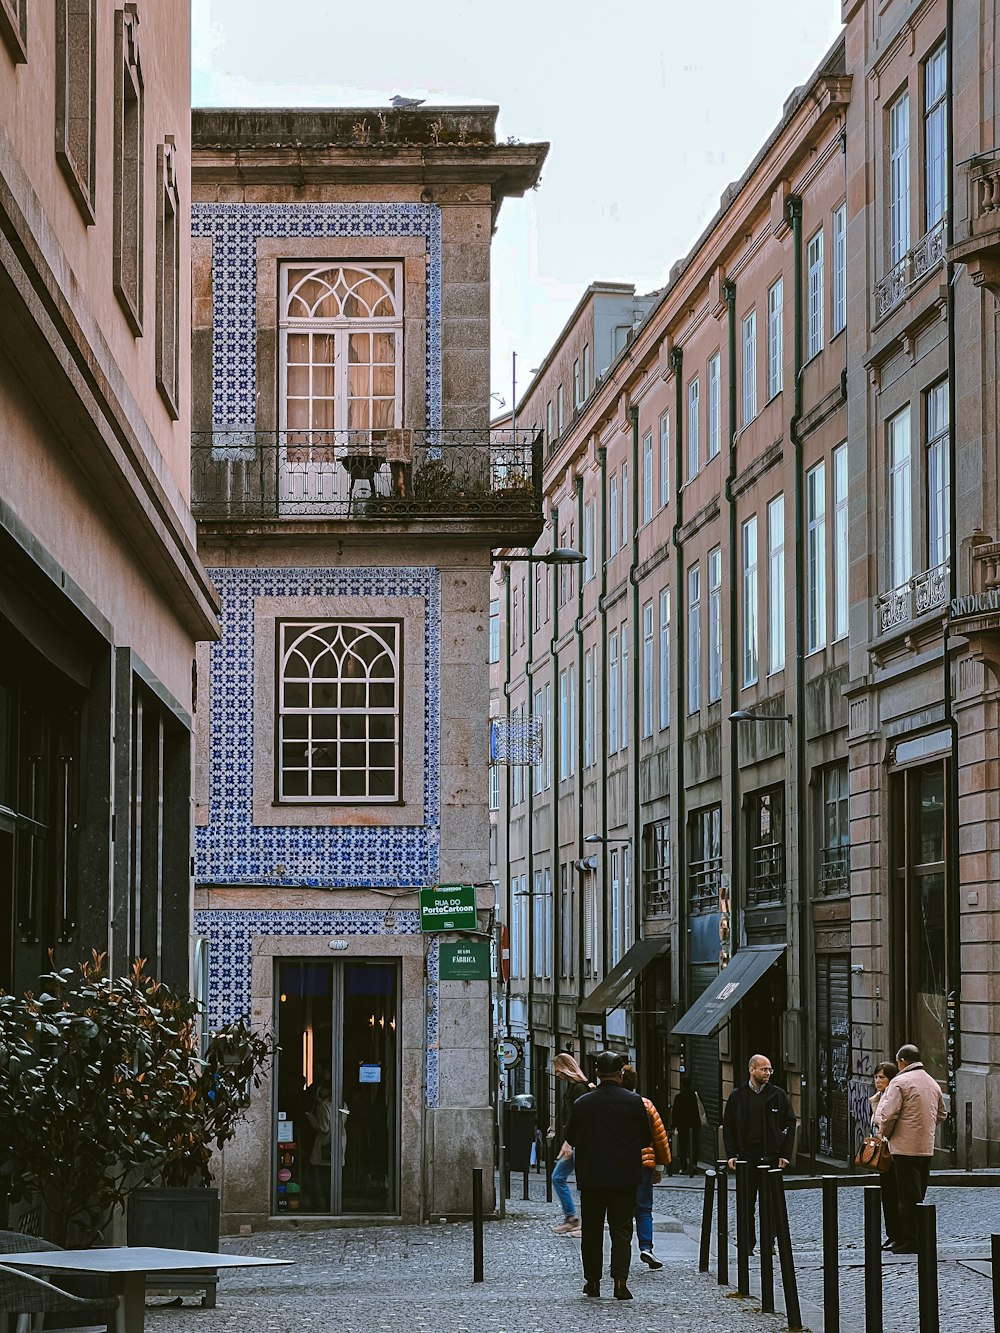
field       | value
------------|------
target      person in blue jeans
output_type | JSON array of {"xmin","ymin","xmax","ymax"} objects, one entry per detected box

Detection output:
[
  {"xmin": 622, "ymin": 1065, "xmax": 671, "ymax": 1268},
  {"xmin": 550, "ymin": 1052, "xmax": 593, "ymax": 1235}
]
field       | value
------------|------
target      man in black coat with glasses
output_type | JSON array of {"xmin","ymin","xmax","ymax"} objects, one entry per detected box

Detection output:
[
  {"xmin": 566, "ymin": 1050, "xmax": 651, "ymax": 1301},
  {"xmin": 722, "ymin": 1053, "xmax": 796, "ymax": 1255}
]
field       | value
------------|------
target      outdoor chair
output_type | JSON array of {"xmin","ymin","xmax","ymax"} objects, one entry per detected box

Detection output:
[
  {"xmin": 0, "ymin": 1234, "xmax": 112, "ymax": 1311},
  {"xmin": 0, "ymin": 1261, "xmax": 123, "ymax": 1333}
]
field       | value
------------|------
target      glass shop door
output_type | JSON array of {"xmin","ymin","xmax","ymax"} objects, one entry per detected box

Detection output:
[{"xmin": 274, "ymin": 958, "xmax": 399, "ymax": 1215}]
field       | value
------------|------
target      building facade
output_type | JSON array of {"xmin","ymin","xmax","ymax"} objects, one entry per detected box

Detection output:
[
  {"xmin": 190, "ymin": 106, "xmax": 547, "ymax": 1226},
  {"xmin": 0, "ymin": 2, "xmax": 217, "ymax": 997}
]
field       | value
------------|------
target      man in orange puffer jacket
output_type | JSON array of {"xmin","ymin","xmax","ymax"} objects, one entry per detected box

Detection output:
[{"xmin": 622, "ymin": 1065, "xmax": 671, "ymax": 1269}]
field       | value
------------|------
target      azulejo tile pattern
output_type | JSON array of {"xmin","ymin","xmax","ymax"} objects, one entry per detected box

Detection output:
[
  {"xmin": 194, "ymin": 908, "xmax": 440, "ymax": 1108},
  {"xmin": 196, "ymin": 565, "xmax": 440, "ymax": 888},
  {"xmin": 191, "ymin": 203, "xmax": 442, "ymax": 429}
]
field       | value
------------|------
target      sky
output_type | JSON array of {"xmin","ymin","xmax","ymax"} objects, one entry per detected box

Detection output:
[{"xmin": 192, "ymin": 1, "xmax": 844, "ymax": 409}]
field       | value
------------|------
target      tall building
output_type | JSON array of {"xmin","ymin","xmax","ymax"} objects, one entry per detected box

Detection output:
[
  {"xmin": 0, "ymin": 3, "xmax": 217, "ymax": 995},
  {"xmin": 190, "ymin": 106, "xmax": 548, "ymax": 1226}
]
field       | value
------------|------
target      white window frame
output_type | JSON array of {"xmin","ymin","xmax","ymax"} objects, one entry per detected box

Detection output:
[
  {"xmin": 582, "ymin": 343, "xmax": 590, "ymax": 400},
  {"xmin": 609, "ymin": 474, "xmax": 619, "ymax": 557},
  {"xmin": 767, "ymin": 279, "xmax": 783, "ymax": 399},
  {"xmin": 688, "ymin": 563, "xmax": 701, "ymax": 714},
  {"xmin": 658, "ymin": 588, "xmax": 671, "ymax": 730},
  {"xmin": 584, "ymin": 647, "xmax": 596, "ymax": 767},
  {"xmin": 742, "ymin": 516, "xmax": 759, "ymax": 685},
  {"xmin": 833, "ymin": 443, "xmax": 848, "ymax": 640},
  {"xmin": 583, "ymin": 501, "xmax": 594, "ymax": 582},
  {"xmin": 611, "ymin": 850, "xmax": 622, "ymax": 967},
  {"xmin": 832, "ymin": 204, "xmax": 847, "ymax": 336},
  {"xmin": 708, "ymin": 354, "xmax": 721, "ymax": 459},
  {"xmin": 741, "ymin": 311, "xmax": 757, "ymax": 426},
  {"xmin": 926, "ymin": 380, "xmax": 950, "ymax": 571},
  {"xmin": 573, "ymin": 358, "xmax": 581, "ymax": 408},
  {"xmin": 767, "ymin": 494, "xmax": 785, "ymax": 673},
  {"xmin": 621, "ymin": 462, "xmax": 629, "ymax": 549},
  {"xmin": 888, "ymin": 408, "xmax": 912, "ymax": 590},
  {"xmin": 708, "ymin": 547, "xmax": 722, "ymax": 703},
  {"xmin": 889, "ymin": 91, "xmax": 911, "ymax": 267},
  {"xmin": 659, "ymin": 411, "xmax": 670, "ymax": 507},
  {"xmin": 533, "ymin": 687, "xmax": 544, "ymax": 795},
  {"xmin": 609, "ymin": 631, "xmax": 620, "ymax": 753},
  {"xmin": 925, "ymin": 45, "xmax": 947, "ymax": 232},
  {"xmin": 557, "ymin": 383, "xmax": 565, "ymax": 434},
  {"xmin": 642, "ymin": 600, "xmax": 654, "ymax": 739},
  {"xmin": 642, "ymin": 432, "xmax": 654, "ymax": 524},
  {"xmin": 807, "ymin": 230, "xmax": 824, "ymax": 359},
  {"xmin": 806, "ymin": 461, "xmax": 827, "ymax": 652},
  {"xmin": 687, "ymin": 377, "xmax": 700, "ymax": 479},
  {"xmin": 544, "ymin": 681, "xmax": 552, "ymax": 789},
  {"xmin": 620, "ymin": 621, "xmax": 629, "ymax": 751}
]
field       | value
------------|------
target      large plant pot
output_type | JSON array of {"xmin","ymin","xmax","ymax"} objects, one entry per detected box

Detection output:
[{"xmin": 127, "ymin": 1187, "xmax": 220, "ymax": 1308}]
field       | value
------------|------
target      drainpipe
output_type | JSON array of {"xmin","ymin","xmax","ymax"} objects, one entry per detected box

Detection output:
[
  {"xmin": 629, "ymin": 406, "xmax": 642, "ymax": 962},
  {"xmin": 585, "ymin": 448, "xmax": 609, "ymax": 1057},
  {"xmin": 526, "ymin": 550, "xmax": 536, "ymax": 1076},
  {"xmin": 669, "ymin": 347, "xmax": 687, "ymax": 1071},
  {"xmin": 786, "ymin": 193, "xmax": 810, "ymax": 1155},
  {"xmin": 724, "ymin": 281, "xmax": 741, "ymax": 973},
  {"xmin": 549, "ymin": 505, "xmax": 561, "ymax": 1063},
  {"xmin": 575, "ymin": 476, "xmax": 586, "ymax": 1035},
  {"xmin": 941, "ymin": 0, "xmax": 959, "ymax": 1161},
  {"xmin": 502, "ymin": 565, "xmax": 513, "ymax": 1043}
]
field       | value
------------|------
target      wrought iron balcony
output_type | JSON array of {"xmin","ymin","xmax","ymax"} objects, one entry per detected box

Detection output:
[
  {"xmin": 818, "ymin": 844, "xmax": 850, "ymax": 894},
  {"xmin": 746, "ymin": 841, "xmax": 785, "ymax": 907},
  {"xmin": 688, "ymin": 855, "xmax": 721, "ymax": 915},
  {"xmin": 643, "ymin": 877, "xmax": 671, "ymax": 920},
  {"xmin": 873, "ymin": 561, "xmax": 949, "ymax": 636},
  {"xmin": 190, "ymin": 428, "xmax": 542, "ymax": 521},
  {"xmin": 873, "ymin": 220, "xmax": 945, "ymax": 320}
]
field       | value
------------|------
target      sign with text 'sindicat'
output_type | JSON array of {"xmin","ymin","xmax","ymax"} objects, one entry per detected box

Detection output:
[{"xmin": 419, "ymin": 884, "xmax": 477, "ymax": 932}]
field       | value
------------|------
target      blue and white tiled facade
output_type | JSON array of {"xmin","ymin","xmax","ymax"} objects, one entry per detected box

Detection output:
[
  {"xmin": 193, "ymin": 908, "xmax": 440, "ymax": 1109},
  {"xmin": 191, "ymin": 202, "xmax": 442, "ymax": 429}
]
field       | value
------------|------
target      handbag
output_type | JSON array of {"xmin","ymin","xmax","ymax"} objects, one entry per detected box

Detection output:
[{"xmin": 855, "ymin": 1134, "xmax": 891, "ymax": 1173}]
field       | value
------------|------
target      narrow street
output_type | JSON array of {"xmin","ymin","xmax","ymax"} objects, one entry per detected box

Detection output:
[{"xmin": 147, "ymin": 1175, "xmax": 998, "ymax": 1333}]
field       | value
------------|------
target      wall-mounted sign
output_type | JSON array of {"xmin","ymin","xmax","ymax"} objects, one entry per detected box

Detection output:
[
  {"xmin": 497, "ymin": 1037, "xmax": 523, "ymax": 1070},
  {"xmin": 952, "ymin": 589, "xmax": 1000, "ymax": 620},
  {"xmin": 277, "ymin": 1120, "xmax": 294, "ymax": 1143},
  {"xmin": 440, "ymin": 940, "xmax": 491, "ymax": 980},
  {"xmin": 419, "ymin": 884, "xmax": 477, "ymax": 932},
  {"xmin": 359, "ymin": 1063, "xmax": 382, "ymax": 1084}
]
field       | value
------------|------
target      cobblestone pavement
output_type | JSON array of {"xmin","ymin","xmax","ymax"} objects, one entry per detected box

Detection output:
[{"xmin": 144, "ymin": 1172, "xmax": 998, "ymax": 1333}]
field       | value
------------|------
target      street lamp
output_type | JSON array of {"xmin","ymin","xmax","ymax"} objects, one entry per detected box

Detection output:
[
  {"xmin": 729, "ymin": 709, "xmax": 793, "ymax": 724},
  {"xmin": 504, "ymin": 547, "xmax": 586, "ymax": 566},
  {"xmin": 583, "ymin": 833, "xmax": 631, "ymax": 844}
]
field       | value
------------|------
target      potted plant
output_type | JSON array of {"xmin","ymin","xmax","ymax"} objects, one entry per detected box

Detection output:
[{"xmin": 0, "ymin": 954, "xmax": 275, "ymax": 1248}]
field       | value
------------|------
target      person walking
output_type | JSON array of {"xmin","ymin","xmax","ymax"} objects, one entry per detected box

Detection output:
[
  {"xmin": 874, "ymin": 1043, "xmax": 946, "ymax": 1253},
  {"xmin": 671, "ymin": 1075, "xmax": 703, "ymax": 1175},
  {"xmin": 566, "ymin": 1050, "xmax": 651, "ymax": 1301},
  {"xmin": 550, "ymin": 1052, "xmax": 592, "ymax": 1236},
  {"xmin": 621, "ymin": 1065, "xmax": 671, "ymax": 1270},
  {"xmin": 869, "ymin": 1060, "xmax": 900, "ymax": 1249},
  {"xmin": 722, "ymin": 1054, "xmax": 796, "ymax": 1255}
]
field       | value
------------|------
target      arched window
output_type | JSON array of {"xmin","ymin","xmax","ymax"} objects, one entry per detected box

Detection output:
[
  {"xmin": 277, "ymin": 620, "xmax": 401, "ymax": 803},
  {"xmin": 280, "ymin": 263, "xmax": 402, "ymax": 434}
]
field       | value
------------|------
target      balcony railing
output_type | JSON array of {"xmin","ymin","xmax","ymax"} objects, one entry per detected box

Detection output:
[
  {"xmin": 874, "ymin": 220, "xmax": 946, "ymax": 319},
  {"xmin": 191, "ymin": 428, "xmax": 542, "ymax": 521},
  {"xmin": 873, "ymin": 561, "xmax": 949, "ymax": 635},
  {"xmin": 746, "ymin": 841, "xmax": 785, "ymax": 908},
  {"xmin": 688, "ymin": 855, "xmax": 721, "ymax": 915},
  {"xmin": 643, "ymin": 875, "xmax": 671, "ymax": 919},
  {"xmin": 818, "ymin": 844, "xmax": 850, "ymax": 894}
]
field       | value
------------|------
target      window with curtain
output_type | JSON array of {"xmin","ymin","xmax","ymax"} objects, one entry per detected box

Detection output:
[
  {"xmin": 658, "ymin": 588, "xmax": 671, "ymax": 730},
  {"xmin": 832, "ymin": 204, "xmax": 847, "ymax": 336},
  {"xmin": 889, "ymin": 91, "xmax": 911, "ymax": 266},
  {"xmin": 687, "ymin": 377, "xmax": 700, "ymax": 479},
  {"xmin": 742, "ymin": 516, "xmax": 759, "ymax": 686},
  {"xmin": 609, "ymin": 631, "xmax": 619, "ymax": 753},
  {"xmin": 643, "ymin": 433, "xmax": 654, "ymax": 524},
  {"xmin": 708, "ymin": 547, "xmax": 722, "ymax": 703},
  {"xmin": 807, "ymin": 229, "xmax": 824, "ymax": 359},
  {"xmin": 280, "ymin": 263, "xmax": 402, "ymax": 433},
  {"xmin": 660, "ymin": 411, "xmax": 670, "ymax": 506},
  {"xmin": 833, "ymin": 444, "xmax": 848, "ymax": 639},
  {"xmin": 807, "ymin": 461, "xmax": 827, "ymax": 652},
  {"xmin": 688, "ymin": 564, "xmax": 701, "ymax": 713},
  {"xmin": 708, "ymin": 354, "xmax": 721, "ymax": 459},
  {"xmin": 888, "ymin": 408, "xmax": 912, "ymax": 590},
  {"xmin": 742, "ymin": 311, "xmax": 757, "ymax": 426},
  {"xmin": 767, "ymin": 279, "xmax": 783, "ymax": 398},
  {"xmin": 926, "ymin": 381, "xmax": 949, "ymax": 570},
  {"xmin": 924, "ymin": 44, "xmax": 947, "ymax": 232},
  {"xmin": 609, "ymin": 474, "xmax": 619, "ymax": 557},
  {"xmin": 620, "ymin": 622, "xmax": 629, "ymax": 751},
  {"xmin": 642, "ymin": 601, "xmax": 654, "ymax": 739},
  {"xmin": 768, "ymin": 494, "xmax": 785, "ymax": 672}
]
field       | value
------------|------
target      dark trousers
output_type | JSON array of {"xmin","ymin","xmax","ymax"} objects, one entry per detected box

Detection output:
[
  {"xmin": 675, "ymin": 1126, "xmax": 699, "ymax": 1172},
  {"xmin": 741, "ymin": 1153, "xmax": 779, "ymax": 1249},
  {"xmin": 580, "ymin": 1186, "xmax": 636, "ymax": 1281},
  {"xmin": 892, "ymin": 1154, "xmax": 932, "ymax": 1247},
  {"xmin": 879, "ymin": 1159, "xmax": 900, "ymax": 1242}
]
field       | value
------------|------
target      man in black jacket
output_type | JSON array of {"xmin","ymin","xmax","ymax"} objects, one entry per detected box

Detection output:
[
  {"xmin": 722, "ymin": 1054, "xmax": 796, "ymax": 1254},
  {"xmin": 566, "ymin": 1050, "xmax": 651, "ymax": 1301}
]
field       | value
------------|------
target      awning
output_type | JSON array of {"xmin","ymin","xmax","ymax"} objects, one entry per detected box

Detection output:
[
  {"xmin": 671, "ymin": 944, "xmax": 786, "ymax": 1037},
  {"xmin": 577, "ymin": 936, "xmax": 669, "ymax": 1023}
]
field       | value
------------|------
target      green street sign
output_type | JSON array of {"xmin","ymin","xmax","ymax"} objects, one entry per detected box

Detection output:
[
  {"xmin": 419, "ymin": 884, "xmax": 477, "ymax": 932},
  {"xmin": 439, "ymin": 940, "xmax": 491, "ymax": 980}
]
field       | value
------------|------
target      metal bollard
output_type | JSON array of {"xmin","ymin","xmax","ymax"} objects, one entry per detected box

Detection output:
[
  {"xmin": 769, "ymin": 1167, "xmax": 802, "ymax": 1331},
  {"xmin": 522, "ymin": 1167, "xmax": 529, "ymax": 1202},
  {"xmin": 699, "ymin": 1170, "xmax": 716, "ymax": 1273},
  {"xmin": 545, "ymin": 1138, "xmax": 553, "ymax": 1204},
  {"xmin": 716, "ymin": 1160, "xmax": 729, "ymax": 1286},
  {"xmin": 991, "ymin": 1233, "xmax": 999, "ymax": 1332},
  {"xmin": 758, "ymin": 1165, "xmax": 774, "ymax": 1314},
  {"xmin": 735, "ymin": 1159, "xmax": 751, "ymax": 1296},
  {"xmin": 916, "ymin": 1202, "xmax": 939, "ymax": 1333},
  {"xmin": 472, "ymin": 1167, "xmax": 484, "ymax": 1283},
  {"xmin": 822, "ymin": 1175, "xmax": 840, "ymax": 1333},
  {"xmin": 863, "ymin": 1185, "xmax": 882, "ymax": 1333}
]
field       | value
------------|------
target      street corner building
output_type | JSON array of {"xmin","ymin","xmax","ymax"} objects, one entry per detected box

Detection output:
[
  {"xmin": 188, "ymin": 105, "xmax": 548, "ymax": 1226},
  {"xmin": 1, "ymin": 3, "xmax": 218, "ymax": 996}
]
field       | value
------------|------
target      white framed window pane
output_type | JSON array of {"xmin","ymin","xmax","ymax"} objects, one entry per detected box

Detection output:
[
  {"xmin": 925, "ymin": 46, "xmax": 947, "ymax": 230},
  {"xmin": 807, "ymin": 230, "xmax": 824, "ymax": 358},
  {"xmin": 742, "ymin": 312, "xmax": 757, "ymax": 426},
  {"xmin": 687, "ymin": 378, "xmax": 700, "ymax": 479},
  {"xmin": 660, "ymin": 412, "xmax": 670, "ymax": 506},
  {"xmin": 559, "ymin": 670, "xmax": 569, "ymax": 779},
  {"xmin": 833, "ymin": 444, "xmax": 849, "ymax": 639},
  {"xmin": 557, "ymin": 384, "xmax": 565, "ymax": 432},
  {"xmin": 832, "ymin": 204, "xmax": 847, "ymax": 335},
  {"xmin": 584, "ymin": 502, "xmax": 594, "ymax": 582},
  {"xmin": 621, "ymin": 463, "xmax": 629, "ymax": 548},
  {"xmin": 568, "ymin": 664, "xmax": 576, "ymax": 776},
  {"xmin": 609, "ymin": 632, "xmax": 619, "ymax": 753},
  {"xmin": 584, "ymin": 650, "xmax": 594, "ymax": 767},
  {"xmin": 708, "ymin": 547, "xmax": 722, "ymax": 702},
  {"xmin": 927, "ymin": 380, "xmax": 950, "ymax": 570},
  {"xmin": 888, "ymin": 409, "xmax": 912, "ymax": 589},
  {"xmin": 708, "ymin": 354, "xmax": 721, "ymax": 459},
  {"xmin": 544, "ymin": 682, "xmax": 552, "ymax": 788},
  {"xmin": 643, "ymin": 433, "xmax": 653, "ymax": 524},
  {"xmin": 611, "ymin": 850, "xmax": 621, "ymax": 966},
  {"xmin": 658, "ymin": 588, "xmax": 671, "ymax": 729},
  {"xmin": 742, "ymin": 516, "xmax": 759, "ymax": 685},
  {"xmin": 767, "ymin": 279, "xmax": 783, "ymax": 398},
  {"xmin": 807, "ymin": 462, "xmax": 827, "ymax": 652},
  {"xmin": 609, "ymin": 475, "xmax": 619, "ymax": 557},
  {"xmin": 889, "ymin": 92, "xmax": 911, "ymax": 266},
  {"xmin": 573, "ymin": 358, "xmax": 581, "ymax": 407},
  {"xmin": 533, "ymin": 688, "xmax": 544, "ymax": 794},
  {"xmin": 620, "ymin": 622, "xmax": 629, "ymax": 750},
  {"xmin": 768, "ymin": 494, "xmax": 785, "ymax": 672},
  {"xmin": 582, "ymin": 343, "xmax": 590, "ymax": 398},
  {"xmin": 688, "ymin": 564, "xmax": 701, "ymax": 713},
  {"xmin": 488, "ymin": 763, "xmax": 499, "ymax": 811},
  {"xmin": 642, "ymin": 601, "xmax": 654, "ymax": 738}
]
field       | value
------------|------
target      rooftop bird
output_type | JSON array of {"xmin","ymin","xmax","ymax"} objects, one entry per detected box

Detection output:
[{"xmin": 391, "ymin": 95, "xmax": 425, "ymax": 109}]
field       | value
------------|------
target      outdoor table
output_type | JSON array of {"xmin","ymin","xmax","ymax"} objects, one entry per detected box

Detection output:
[{"xmin": 0, "ymin": 1246, "xmax": 291, "ymax": 1333}]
